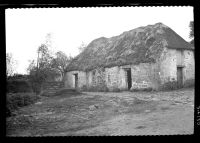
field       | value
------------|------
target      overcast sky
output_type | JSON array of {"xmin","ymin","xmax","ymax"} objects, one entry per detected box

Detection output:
[{"xmin": 6, "ymin": 7, "xmax": 193, "ymax": 74}]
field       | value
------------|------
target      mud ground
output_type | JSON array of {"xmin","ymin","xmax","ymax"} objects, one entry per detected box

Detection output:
[{"xmin": 6, "ymin": 88, "xmax": 194, "ymax": 136}]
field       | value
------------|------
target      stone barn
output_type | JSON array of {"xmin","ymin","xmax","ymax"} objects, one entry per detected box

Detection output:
[{"xmin": 64, "ymin": 23, "xmax": 194, "ymax": 91}]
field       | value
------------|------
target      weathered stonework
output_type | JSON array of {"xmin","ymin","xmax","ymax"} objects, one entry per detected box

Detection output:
[
  {"xmin": 64, "ymin": 23, "xmax": 194, "ymax": 91},
  {"xmin": 64, "ymin": 47, "xmax": 194, "ymax": 91},
  {"xmin": 64, "ymin": 71, "xmax": 87, "ymax": 89},
  {"xmin": 158, "ymin": 48, "xmax": 194, "ymax": 88},
  {"xmin": 42, "ymin": 81, "xmax": 64, "ymax": 96}
]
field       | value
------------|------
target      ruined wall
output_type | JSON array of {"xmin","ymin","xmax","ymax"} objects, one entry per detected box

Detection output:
[{"xmin": 64, "ymin": 71, "xmax": 87, "ymax": 89}]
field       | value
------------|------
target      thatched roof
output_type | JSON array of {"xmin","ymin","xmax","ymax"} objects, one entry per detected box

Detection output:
[{"xmin": 66, "ymin": 22, "xmax": 193, "ymax": 72}]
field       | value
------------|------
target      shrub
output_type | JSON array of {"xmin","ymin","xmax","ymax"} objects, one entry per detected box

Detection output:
[
  {"xmin": 7, "ymin": 80, "xmax": 33, "ymax": 93},
  {"xmin": 30, "ymin": 82, "xmax": 42, "ymax": 95},
  {"xmin": 53, "ymin": 88, "xmax": 82, "ymax": 96},
  {"xmin": 159, "ymin": 81, "xmax": 178, "ymax": 91},
  {"xmin": 87, "ymin": 86, "xmax": 96, "ymax": 92},
  {"xmin": 6, "ymin": 93, "xmax": 40, "ymax": 117},
  {"xmin": 131, "ymin": 87, "xmax": 153, "ymax": 92},
  {"xmin": 130, "ymin": 87, "xmax": 139, "ymax": 92},
  {"xmin": 40, "ymin": 90, "xmax": 52, "ymax": 97},
  {"xmin": 184, "ymin": 79, "xmax": 195, "ymax": 88},
  {"xmin": 87, "ymin": 84, "xmax": 109, "ymax": 92},
  {"xmin": 81, "ymin": 85, "xmax": 88, "ymax": 91},
  {"xmin": 111, "ymin": 87, "xmax": 121, "ymax": 92}
]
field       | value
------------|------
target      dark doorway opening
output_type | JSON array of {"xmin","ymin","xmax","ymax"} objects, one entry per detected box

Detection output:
[
  {"xmin": 126, "ymin": 68, "xmax": 132, "ymax": 90},
  {"xmin": 177, "ymin": 67, "xmax": 183, "ymax": 88},
  {"xmin": 74, "ymin": 74, "xmax": 78, "ymax": 88}
]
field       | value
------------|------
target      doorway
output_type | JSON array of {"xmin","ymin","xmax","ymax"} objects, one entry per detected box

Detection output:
[
  {"xmin": 126, "ymin": 68, "xmax": 132, "ymax": 90},
  {"xmin": 74, "ymin": 74, "xmax": 78, "ymax": 88},
  {"xmin": 177, "ymin": 67, "xmax": 183, "ymax": 88}
]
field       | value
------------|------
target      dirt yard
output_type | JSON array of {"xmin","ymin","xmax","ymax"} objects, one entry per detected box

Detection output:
[{"xmin": 6, "ymin": 88, "xmax": 194, "ymax": 136}]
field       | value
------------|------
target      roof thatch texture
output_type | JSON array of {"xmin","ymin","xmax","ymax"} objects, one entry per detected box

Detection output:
[{"xmin": 66, "ymin": 23, "xmax": 193, "ymax": 72}]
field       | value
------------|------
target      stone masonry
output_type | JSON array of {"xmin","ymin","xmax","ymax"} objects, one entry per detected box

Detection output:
[
  {"xmin": 64, "ymin": 47, "xmax": 194, "ymax": 91},
  {"xmin": 42, "ymin": 81, "xmax": 64, "ymax": 96}
]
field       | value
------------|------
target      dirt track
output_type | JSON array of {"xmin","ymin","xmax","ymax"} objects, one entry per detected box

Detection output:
[{"xmin": 6, "ymin": 88, "xmax": 194, "ymax": 136}]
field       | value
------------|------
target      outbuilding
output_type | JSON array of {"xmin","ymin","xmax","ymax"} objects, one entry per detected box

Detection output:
[{"xmin": 64, "ymin": 23, "xmax": 194, "ymax": 91}]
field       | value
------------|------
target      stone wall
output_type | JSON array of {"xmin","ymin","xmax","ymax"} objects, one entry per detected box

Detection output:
[
  {"xmin": 129, "ymin": 63, "xmax": 160, "ymax": 90},
  {"xmin": 104, "ymin": 64, "xmax": 160, "ymax": 91},
  {"xmin": 159, "ymin": 48, "xmax": 194, "ymax": 88},
  {"xmin": 184, "ymin": 50, "xmax": 195, "ymax": 81},
  {"xmin": 64, "ymin": 63, "xmax": 160, "ymax": 91},
  {"xmin": 159, "ymin": 48, "xmax": 177, "ymax": 84},
  {"xmin": 105, "ymin": 66, "xmax": 120, "ymax": 90},
  {"xmin": 64, "ymin": 49, "xmax": 194, "ymax": 91},
  {"xmin": 42, "ymin": 81, "xmax": 64, "ymax": 96},
  {"xmin": 64, "ymin": 71, "xmax": 87, "ymax": 89}
]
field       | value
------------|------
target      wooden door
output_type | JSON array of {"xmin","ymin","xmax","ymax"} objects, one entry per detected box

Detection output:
[
  {"xmin": 126, "ymin": 69, "xmax": 132, "ymax": 90},
  {"xmin": 177, "ymin": 67, "xmax": 183, "ymax": 88},
  {"xmin": 74, "ymin": 74, "xmax": 78, "ymax": 88}
]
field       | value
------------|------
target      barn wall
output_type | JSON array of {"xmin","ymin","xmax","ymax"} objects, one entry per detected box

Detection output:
[
  {"xmin": 159, "ymin": 48, "xmax": 194, "ymax": 87},
  {"xmin": 64, "ymin": 63, "xmax": 161, "ymax": 91},
  {"xmin": 64, "ymin": 71, "xmax": 87, "ymax": 89},
  {"xmin": 105, "ymin": 66, "xmax": 120, "ymax": 90},
  {"xmin": 104, "ymin": 63, "xmax": 160, "ymax": 91},
  {"xmin": 159, "ymin": 48, "xmax": 177, "ymax": 84},
  {"xmin": 64, "ymin": 49, "xmax": 194, "ymax": 91},
  {"xmin": 184, "ymin": 50, "xmax": 195, "ymax": 81},
  {"xmin": 129, "ymin": 63, "xmax": 160, "ymax": 90}
]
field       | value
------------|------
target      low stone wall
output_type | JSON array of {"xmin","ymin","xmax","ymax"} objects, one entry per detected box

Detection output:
[{"xmin": 42, "ymin": 82, "xmax": 64, "ymax": 96}]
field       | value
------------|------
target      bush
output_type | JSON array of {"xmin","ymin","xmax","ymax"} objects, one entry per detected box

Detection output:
[
  {"xmin": 184, "ymin": 79, "xmax": 195, "ymax": 88},
  {"xmin": 159, "ymin": 81, "xmax": 178, "ymax": 91},
  {"xmin": 87, "ymin": 84, "xmax": 109, "ymax": 92},
  {"xmin": 131, "ymin": 87, "xmax": 153, "ymax": 92},
  {"xmin": 111, "ymin": 87, "xmax": 121, "ymax": 92},
  {"xmin": 53, "ymin": 88, "xmax": 82, "ymax": 96},
  {"xmin": 6, "ymin": 93, "xmax": 40, "ymax": 117},
  {"xmin": 30, "ymin": 82, "xmax": 42, "ymax": 95},
  {"xmin": 7, "ymin": 80, "xmax": 32, "ymax": 93},
  {"xmin": 81, "ymin": 85, "xmax": 88, "ymax": 91},
  {"xmin": 40, "ymin": 90, "xmax": 52, "ymax": 97}
]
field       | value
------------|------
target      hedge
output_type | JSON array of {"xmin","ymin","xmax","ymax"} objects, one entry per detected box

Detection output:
[
  {"xmin": 7, "ymin": 80, "xmax": 33, "ymax": 93},
  {"xmin": 6, "ymin": 93, "xmax": 40, "ymax": 117}
]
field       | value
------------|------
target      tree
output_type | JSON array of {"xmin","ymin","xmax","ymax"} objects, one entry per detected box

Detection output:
[
  {"xmin": 37, "ymin": 44, "xmax": 53, "ymax": 69},
  {"xmin": 6, "ymin": 53, "xmax": 16, "ymax": 77},
  {"xmin": 189, "ymin": 21, "xmax": 194, "ymax": 45},
  {"xmin": 78, "ymin": 42, "xmax": 87, "ymax": 53},
  {"xmin": 51, "ymin": 51, "xmax": 73, "ymax": 80},
  {"xmin": 27, "ymin": 44, "xmax": 59, "ymax": 94},
  {"xmin": 189, "ymin": 21, "xmax": 194, "ymax": 39}
]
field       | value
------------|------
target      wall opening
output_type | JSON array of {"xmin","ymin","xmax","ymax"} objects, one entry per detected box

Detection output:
[
  {"xmin": 177, "ymin": 66, "xmax": 183, "ymax": 88},
  {"xmin": 74, "ymin": 73, "xmax": 78, "ymax": 88},
  {"xmin": 125, "ymin": 68, "xmax": 132, "ymax": 90}
]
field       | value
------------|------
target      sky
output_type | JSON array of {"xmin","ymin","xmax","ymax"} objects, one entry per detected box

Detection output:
[{"xmin": 6, "ymin": 6, "xmax": 193, "ymax": 74}]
